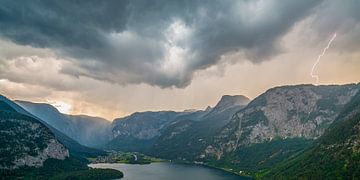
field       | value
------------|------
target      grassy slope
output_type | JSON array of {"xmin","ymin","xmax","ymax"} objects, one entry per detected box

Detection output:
[{"xmin": 206, "ymin": 138, "xmax": 313, "ymax": 175}]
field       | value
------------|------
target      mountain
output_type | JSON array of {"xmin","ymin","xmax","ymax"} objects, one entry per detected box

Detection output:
[
  {"xmin": 0, "ymin": 95, "xmax": 123, "ymax": 179},
  {"xmin": 67, "ymin": 115, "xmax": 112, "ymax": 147},
  {"xmin": 3, "ymin": 83, "xmax": 360, "ymax": 178},
  {"xmin": 105, "ymin": 95, "xmax": 249, "ymax": 153},
  {"xmin": 16, "ymin": 101, "xmax": 111, "ymax": 147},
  {"xmin": 106, "ymin": 111, "xmax": 189, "ymax": 151},
  {"xmin": 258, "ymin": 90, "xmax": 360, "ymax": 179},
  {"xmin": 0, "ymin": 100, "xmax": 69, "ymax": 170},
  {"xmin": 0, "ymin": 95, "xmax": 105, "ymax": 157},
  {"xmin": 209, "ymin": 95, "xmax": 250, "ymax": 115},
  {"xmin": 202, "ymin": 84, "xmax": 360, "ymax": 173},
  {"xmin": 150, "ymin": 95, "xmax": 250, "ymax": 160}
]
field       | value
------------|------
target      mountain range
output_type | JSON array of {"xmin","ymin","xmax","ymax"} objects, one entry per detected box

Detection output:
[
  {"xmin": 1, "ymin": 83, "xmax": 360, "ymax": 178},
  {"xmin": 106, "ymin": 95, "xmax": 250, "ymax": 154},
  {"xmin": 203, "ymin": 84, "xmax": 360, "ymax": 172}
]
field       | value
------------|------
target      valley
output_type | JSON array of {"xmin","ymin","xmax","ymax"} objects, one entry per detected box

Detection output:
[{"xmin": 1, "ymin": 83, "xmax": 360, "ymax": 179}]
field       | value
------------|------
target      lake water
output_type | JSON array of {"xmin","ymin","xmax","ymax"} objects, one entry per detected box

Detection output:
[{"xmin": 89, "ymin": 162, "xmax": 250, "ymax": 180}]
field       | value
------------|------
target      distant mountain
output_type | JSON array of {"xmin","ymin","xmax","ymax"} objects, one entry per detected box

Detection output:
[
  {"xmin": 0, "ymin": 100, "xmax": 69, "ymax": 170},
  {"xmin": 16, "ymin": 101, "xmax": 111, "ymax": 148},
  {"xmin": 0, "ymin": 95, "xmax": 105, "ymax": 158},
  {"xmin": 106, "ymin": 111, "xmax": 190, "ymax": 151},
  {"xmin": 203, "ymin": 84, "xmax": 360, "ymax": 172},
  {"xmin": 106, "ymin": 95, "xmax": 250, "ymax": 156},
  {"xmin": 150, "ymin": 95, "xmax": 250, "ymax": 159},
  {"xmin": 67, "ymin": 115, "xmax": 112, "ymax": 147},
  {"xmin": 258, "ymin": 90, "xmax": 360, "ymax": 179}
]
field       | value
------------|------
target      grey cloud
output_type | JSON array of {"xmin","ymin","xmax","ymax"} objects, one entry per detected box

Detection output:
[
  {"xmin": 0, "ymin": 0, "xmax": 323, "ymax": 88},
  {"xmin": 304, "ymin": 0, "xmax": 360, "ymax": 52},
  {"xmin": 0, "ymin": 0, "xmax": 129, "ymax": 48}
]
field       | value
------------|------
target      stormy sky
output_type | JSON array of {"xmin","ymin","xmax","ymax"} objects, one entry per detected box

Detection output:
[{"xmin": 1, "ymin": 0, "xmax": 360, "ymax": 120}]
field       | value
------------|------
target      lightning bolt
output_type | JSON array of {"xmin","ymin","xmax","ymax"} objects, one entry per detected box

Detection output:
[{"xmin": 310, "ymin": 33, "xmax": 337, "ymax": 85}]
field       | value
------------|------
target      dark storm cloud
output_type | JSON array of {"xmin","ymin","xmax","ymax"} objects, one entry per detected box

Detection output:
[
  {"xmin": 0, "ymin": 0, "xmax": 129, "ymax": 48},
  {"xmin": 306, "ymin": 0, "xmax": 360, "ymax": 52},
  {"xmin": 0, "ymin": 0, "xmax": 323, "ymax": 88}
]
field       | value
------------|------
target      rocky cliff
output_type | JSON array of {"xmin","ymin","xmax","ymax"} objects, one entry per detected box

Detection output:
[
  {"xmin": 260, "ymin": 90, "xmax": 360, "ymax": 179},
  {"xmin": 205, "ymin": 84, "xmax": 360, "ymax": 160},
  {"xmin": 0, "ymin": 100, "xmax": 69, "ymax": 170}
]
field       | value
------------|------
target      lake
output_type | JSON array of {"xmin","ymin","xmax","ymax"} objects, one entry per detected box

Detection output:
[{"xmin": 89, "ymin": 162, "xmax": 250, "ymax": 180}]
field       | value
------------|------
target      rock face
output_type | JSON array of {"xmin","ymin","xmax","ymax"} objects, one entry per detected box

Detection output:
[
  {"xmin": 0, "ymin": 100, "xmax": 69, "ymax": 170},
  {"xmin": 16, "ymin": 101, "xmax": 112, "ymax": 147},
  {"xmin": 205, "ymin": 84, "xmax": 360, "ymax": 160},
  {"xmin": 13, "ymin": 140, "xmax": 69, "ymax": 168},
  {"xmin": 261, "ymin": 91, "xmax": 360, "ymax": 179}
]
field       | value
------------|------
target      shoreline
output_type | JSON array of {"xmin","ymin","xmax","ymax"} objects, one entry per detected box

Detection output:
[
  {"xmin": 89, "ymin": 161, "xmax": 253, "ymax": 179},
  {"xmin": 168, "ymin": 161, "xmax": 253, "ymax": 178},
  {"xmin": 89, "ymin": 151, "xmax": 252, "ymax": 178}
]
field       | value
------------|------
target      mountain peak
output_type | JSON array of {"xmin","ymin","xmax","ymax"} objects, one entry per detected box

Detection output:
[
  {"xmin": 216, "ymin": 95, "xmax": 250, "ymax": 108},
  {"xmin": 209, "ymin": 95, "xmax": 250, "ymax": 114},
  {"xmin": 205, "ymin": 106, "xmax": 212, "ymax": 111}
]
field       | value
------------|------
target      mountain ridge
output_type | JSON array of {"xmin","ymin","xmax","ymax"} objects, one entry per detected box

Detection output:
[
  {"xmin": 0, "ymin": 95, "xmax": 105, "ymax": 157},
  {"xmin": 3, "ymin": 83, "xmax": 360, "ymax": 178},
  {"xmin": 16, "ymin": 100, "xmax": 112, "ymax": 148},
  {"xmin": 150, "ymin": 95, "xmax": 250, "ymax": 159},
  {"xmin": 196, "ymin": 83, "xmax": 360, "ymax": 173},
  {"xmin": 106, "ymin": 95, "xmax": 250, "ymax": 153}
]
